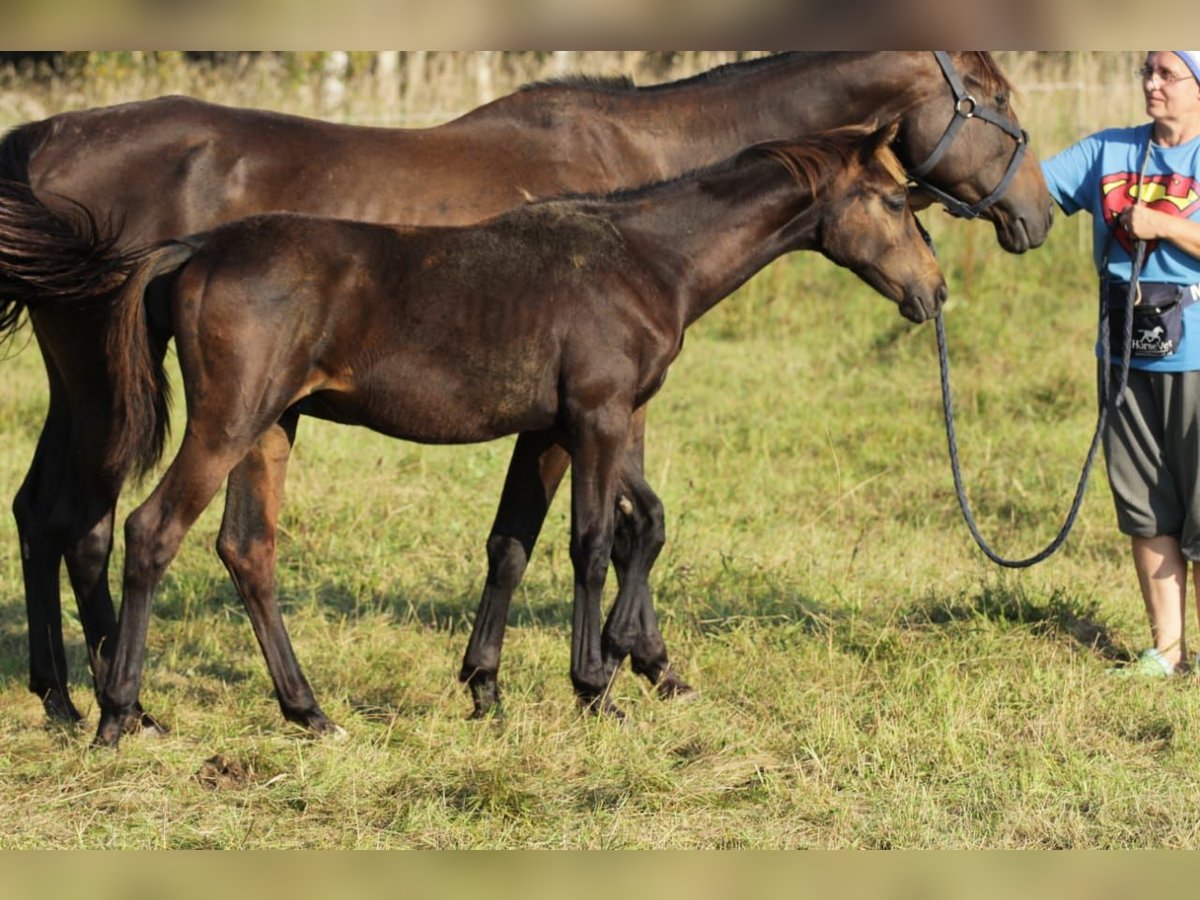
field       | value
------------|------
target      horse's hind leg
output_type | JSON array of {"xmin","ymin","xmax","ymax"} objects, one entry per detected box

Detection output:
[
  {"xmin": 604, "ymin": 464, "xmax": 694, "ymax": 699},
  {"xmin": 60, "ymin": 383, "xmax": 165, "ymax": 733},
  {"xmin": 12, "ymin": 395, "xmax": 79, "ymax": 723},
  {"xmin": 460, "ymin": 429, "xmax": 564, "ymax": 717},
  {"xmin": 217, "ymin": 411, "xmax": 338, "ymax": 735}
]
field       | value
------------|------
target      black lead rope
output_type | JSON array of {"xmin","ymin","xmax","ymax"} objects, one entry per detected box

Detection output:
[{"xmin": 932, "ymin": 227, "xmax": 1146, "ymax": 568}]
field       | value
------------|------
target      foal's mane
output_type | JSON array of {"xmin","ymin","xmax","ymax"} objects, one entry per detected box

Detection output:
[
  {"xmin": 749, "ymin": 124, "xmax": 906, "ymax": 199},
  {"xmin": 532, "ymin": 123, "xmax": 903, "ymax": 214}
]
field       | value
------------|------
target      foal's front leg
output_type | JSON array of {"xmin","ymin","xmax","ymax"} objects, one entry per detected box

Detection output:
[
  {"xmin": 568, "ymin": 408, "xmax": 630, "ymax": 716},
  {"xmin": 603, "ymin": 414, "xmax": 693, "ymax": 699},
  {"xmin": 605, "ymin": 465, "xmax": 693, "ymax": 699}
]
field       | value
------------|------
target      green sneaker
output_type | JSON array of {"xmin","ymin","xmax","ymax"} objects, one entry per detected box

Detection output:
[{"xmin": 1109, "ymin": 648, "xmax": 1175, "ymax": 678}]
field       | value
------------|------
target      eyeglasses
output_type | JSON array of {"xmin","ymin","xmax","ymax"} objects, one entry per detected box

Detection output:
[{"xmin": 1138, "ymin": 64, "xmax": 1194, "ymax": 87}]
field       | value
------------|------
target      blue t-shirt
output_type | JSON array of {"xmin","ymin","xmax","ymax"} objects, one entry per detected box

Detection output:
[{"xmin": 1041, "ymin": 123, "xmax": 1200, "ymax": 371}]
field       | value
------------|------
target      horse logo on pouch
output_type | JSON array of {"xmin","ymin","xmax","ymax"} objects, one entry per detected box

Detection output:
[{"xmin": 1134, "ymin": 324, "xmax": 1172, "ymax": 355}]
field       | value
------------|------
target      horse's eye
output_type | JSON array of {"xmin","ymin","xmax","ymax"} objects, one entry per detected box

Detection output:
[
  {"xmin": 884, "ymin": 194, "xmax": 907, "ymax": 213},
  {"xmin": 994, "ymin": 91, "xmax": 1009, "ymax": 107}
]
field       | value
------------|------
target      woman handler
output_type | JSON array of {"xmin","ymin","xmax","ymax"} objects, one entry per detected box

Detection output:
[{"xmin": 1041, "ymin": 51, "xmax": 1200, "ymax": 675}]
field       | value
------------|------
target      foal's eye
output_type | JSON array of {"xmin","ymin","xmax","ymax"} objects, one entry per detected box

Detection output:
[
  {"xmin": 883, "ymin": 194, "xmax": 907, "ymax": 213},
  {"xmin": 994, "ymin": 91, "xmax": 1010, "ymax": 108}
]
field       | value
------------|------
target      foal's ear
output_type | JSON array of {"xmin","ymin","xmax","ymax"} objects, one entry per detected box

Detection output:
[
  {"xmin": 863, "ymin": 121, "xmax": 906, "ymax": 185},
  {"xmin": 870, "ymin": 120, "xmax": 902, "ymax": 153}
]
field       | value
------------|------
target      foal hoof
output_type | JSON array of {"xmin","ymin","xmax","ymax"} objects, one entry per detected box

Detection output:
[
  {"xmin": 579, "ymin": 693, "xmax": 626, "ymax": 722},
  {"xmin": 310, "ymin": 716, "xmax": 348, "ymax": 742},
  {"xmin": 655, "ymin": 672, "xmax": 699, "ymax": 702},
  {"xmin": 92, "ymin": 714, "xmax": 125, "ymax": 750},
  {"xmin": 465, "ymin": 676, "xmax": 503, "ymax": 721},
  {"xmin": 130, "ymin": 710, "xmax": 170, "ymax": 736},
  {"xmin": 319, "ymin": 723, "xmax": 350, "ymax": 742},
  {"xmin": 41, "ymin": 689, "xmax": 85, "ymax": 728},
  {"xmin": 468, "ymin": 702, "xmax": 505, "ymax": 722}
]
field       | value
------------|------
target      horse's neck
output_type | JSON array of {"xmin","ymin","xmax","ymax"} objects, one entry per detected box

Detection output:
[
  {"xmin": 613, "ymin": 157, "xmax": 822, "ymax": 328},
  {"xmin": 465, "ymin": 53, "xmax": 931, "ymax": 178}
]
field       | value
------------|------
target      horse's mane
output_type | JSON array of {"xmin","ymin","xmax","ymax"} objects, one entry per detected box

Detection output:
[
  {"xmin": 519, "ymin": 52, "xmax": 836, "ymax": 95},
  {"xmin": 960, "ymin": 51, "xmax": 1014, "ymax": 95},
  {"xmin": 519, "ymin": 52, "xmax": 1011, "ymax": 98}
]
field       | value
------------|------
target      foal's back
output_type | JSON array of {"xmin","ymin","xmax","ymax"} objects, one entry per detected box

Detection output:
[{"xmin": 170, "ymin": 206, "xmax": 675, "ymax": 445}]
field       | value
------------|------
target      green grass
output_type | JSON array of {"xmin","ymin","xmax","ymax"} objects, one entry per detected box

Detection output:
[{"xmin": 3, "ymin": 54, "xmax": 1200, "ymax": 848}]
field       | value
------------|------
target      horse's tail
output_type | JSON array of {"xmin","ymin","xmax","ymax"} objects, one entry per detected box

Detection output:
[
  {"xmin": 104, "ymin": 241, "xmax": 197, "ymax": 481},
  {"xmin": 0, "ymin": 120, "xmax": 127, "ymax": 343}
]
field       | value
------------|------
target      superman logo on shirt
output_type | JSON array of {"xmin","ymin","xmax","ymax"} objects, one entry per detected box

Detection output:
[{"xmin": 1101, "ymin": 170, "xmax": 1200, "ymax": 254}]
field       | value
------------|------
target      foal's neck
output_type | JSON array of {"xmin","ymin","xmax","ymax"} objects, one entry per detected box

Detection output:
[{"xmin": 612, "ymin": 154, "xmax": 827, "ymax": 329}]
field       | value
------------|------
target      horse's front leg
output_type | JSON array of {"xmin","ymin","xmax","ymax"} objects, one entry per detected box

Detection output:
[
  {"xmin": 568, "ymin": 407, "xmax": 630, "ymax": 717},
  {"xmin": 459, "ymin": 430, "xmax": 567, "ymax": 718},
  {"xmin": 216, "ymin": 411, "xmax": 338, "ymax": 736}
]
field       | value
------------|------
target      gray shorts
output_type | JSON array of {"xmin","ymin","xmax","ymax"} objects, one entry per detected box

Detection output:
[{"xmin": 1102, "ymin": 366, "xmax": 1200, "ymax": 559}]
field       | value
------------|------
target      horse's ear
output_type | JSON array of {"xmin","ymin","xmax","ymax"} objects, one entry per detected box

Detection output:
[{"xmin": 907, "ymin": 188, "xmax": 936, "ymax": 212}]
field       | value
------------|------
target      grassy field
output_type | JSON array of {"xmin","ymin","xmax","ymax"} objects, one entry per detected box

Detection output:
[{"xmin": 5, "ymin": 53, "xmax": 1200, "ymax": 848}]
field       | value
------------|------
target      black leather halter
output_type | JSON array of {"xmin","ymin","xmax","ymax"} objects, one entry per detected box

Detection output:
[{"xmin": 907, "ymin": 51, "xmax": 1030, "ymax": 220}]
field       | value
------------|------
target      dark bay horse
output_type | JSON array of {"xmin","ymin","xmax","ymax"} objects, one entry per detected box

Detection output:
[
  {"xmin": 0, "ymin": 52, "xmax": 1050, "ymax": 727},
  {"xmin": 92, "ymin": 125, "xmax": 946, "ymax": 747}
]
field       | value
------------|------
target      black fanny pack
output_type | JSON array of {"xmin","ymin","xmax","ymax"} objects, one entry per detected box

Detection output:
[{"xmin": 1104, "ymin": 281, "xmax": 1199, "ymax": 359}]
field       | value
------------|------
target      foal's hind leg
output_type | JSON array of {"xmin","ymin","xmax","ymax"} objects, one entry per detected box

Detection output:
[
  {"xmin": 460, "ymin": 430, "xmax": 563, "ymax": 717},
  {"xmin": 217, "ymin": 411, "xmax": 338, "ymax": 735},
  {"xmin": 94, "ymin": 435, "xmax": 264, "ymax": 748}
]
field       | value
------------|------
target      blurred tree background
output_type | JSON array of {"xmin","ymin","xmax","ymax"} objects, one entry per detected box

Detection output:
[{"xmin": 0, "ymin": 51, "xmax": 1150, "ymax": 137}]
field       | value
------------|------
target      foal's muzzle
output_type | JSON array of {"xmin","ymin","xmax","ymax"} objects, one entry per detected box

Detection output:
[{"xmin": 900, "ymin": 281, "xmax": 948, "ymax": 324}]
